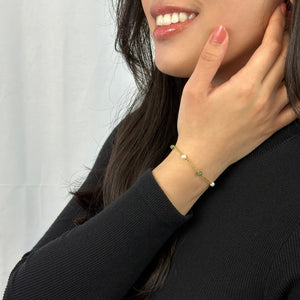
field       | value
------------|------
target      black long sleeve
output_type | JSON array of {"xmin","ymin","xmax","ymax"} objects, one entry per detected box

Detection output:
[
  {"xmin": 3, "ymin": 126, "xmax": 192, "ymax": 300},
  {"xmin": 5, "ymin": 121, "xmax": 300, "ymax": 300}
]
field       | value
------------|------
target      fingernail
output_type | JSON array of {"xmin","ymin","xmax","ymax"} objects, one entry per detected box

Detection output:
[
  {"xmin": 280, "ymin": 3, "xmax": 287, "ymax": 16},
  {"xmin": 211, "ymin": 26, "xmax": 227, "ymax": 44}
]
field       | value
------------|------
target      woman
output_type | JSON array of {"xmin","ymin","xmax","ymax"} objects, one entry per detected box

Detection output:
[{"xmin": 4, "ymin": 0, "xmax": 300, "ymax": 299}]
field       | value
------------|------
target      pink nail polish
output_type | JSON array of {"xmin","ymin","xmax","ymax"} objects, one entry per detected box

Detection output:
[
  {"xmin": 211, "ymin": 26, "xmax": 227, "ymax": 44},
  {"xmin": 281, "ymin": 3, "xmax": 287, "ymax": 16}
]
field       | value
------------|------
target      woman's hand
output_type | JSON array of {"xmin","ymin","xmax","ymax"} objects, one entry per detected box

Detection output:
[
  {"xmin": 152, "ymin": 3, "xmax": 296, "ymax": 215},
  {"xmin": 177, "ymin": 3, "xmax": 297, "ymax": 171}
]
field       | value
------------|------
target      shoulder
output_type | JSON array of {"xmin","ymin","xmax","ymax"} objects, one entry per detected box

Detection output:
[
  {"xmin": 75, "ymin": 121, "xmax": 122, "ymax": 194},
  {"xmin": 88, "ymin": 121, "xmax": 123, "ymax": 175}
]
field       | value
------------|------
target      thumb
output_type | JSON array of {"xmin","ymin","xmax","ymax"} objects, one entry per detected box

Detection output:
[{"xmin": 188, "ymin": 25, "xmax": 229, "ymax": 93}]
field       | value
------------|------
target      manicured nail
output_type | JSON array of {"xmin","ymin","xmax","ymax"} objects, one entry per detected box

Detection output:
[
  {"xmin": 281, "ymin": 3, "xmax": 287, "ymax": 16},
  {"xmin": 211, "ymin": 26, "xmax": 227, "ymax": 44}
]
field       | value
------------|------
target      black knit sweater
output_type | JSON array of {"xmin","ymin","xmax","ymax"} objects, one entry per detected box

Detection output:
[{"xmin": 4, "ymin": 120, "xmax": 300, "ymax": 300}]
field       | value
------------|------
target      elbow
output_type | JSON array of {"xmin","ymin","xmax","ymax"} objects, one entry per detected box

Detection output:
[
  {"xmin": 3, "ymin": 258, "xmax": 32, "ymax": 300},
  {"xmin": 3, "ymin": 270, "xmax": 20, "ymax": 300}
]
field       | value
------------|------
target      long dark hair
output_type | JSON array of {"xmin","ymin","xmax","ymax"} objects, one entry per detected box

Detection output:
[{"xmin": 71, "ymin": 0, "xmax": 299, "ymax": 298}]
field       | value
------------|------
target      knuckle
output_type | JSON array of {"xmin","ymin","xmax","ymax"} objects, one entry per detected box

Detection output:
[
  {"xmin": 267, "ymin": 40, "xmax": 282, "ymax": 56},
  {"xmin": 239, "ymin": 81, "xmax": 257, "ymax": 97},
  {"xmin": 256, "ymin": 98, "xmax": 268, "ymax": 113},
  {"xmin": 200, "ymin": 48, "xmax": 221, "ymax": 62},
  {"xmin": 269, "ymin": 15, "xmax": 285, "ymax": 29},
  {"xmin": 183, "ymin": 85, "xmax": 199, "ymax": 98}
]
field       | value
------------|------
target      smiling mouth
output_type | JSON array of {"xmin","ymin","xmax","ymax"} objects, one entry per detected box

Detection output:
[{"xmin": 153, "ymin": 12, "xmax": 198, "ymax": 40}]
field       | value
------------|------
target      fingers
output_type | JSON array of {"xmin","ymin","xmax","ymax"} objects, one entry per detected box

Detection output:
[
  {"xmin": 273, "ymin": 104, "xmax": 298, "ymax": 131},
  {"xmin": 263, "ymin": 32, "xmax": 289, "ymax": 90},
  {"xmin": 187, "ymin": 25, "xmax": 229, "ymax": 94},
  {"xmin": 271, "ymin": 82, "xmax": 289, "ymax": 113},
  {"xmin": 242, "ymin": 4, "xmax": 286, "ymax": 83}
]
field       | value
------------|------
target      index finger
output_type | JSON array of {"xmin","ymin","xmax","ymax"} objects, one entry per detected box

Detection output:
[{"xmin": 187, "ymin": 26, "xmax": 229, "ymax": 95}]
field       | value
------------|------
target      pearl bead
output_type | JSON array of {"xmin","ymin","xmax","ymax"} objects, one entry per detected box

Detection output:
[
  {"xmin": 181, "ymin": 154, "xmax": 187, "ymax": 160},
  {"xmin": 210, "ymin": 182, "xmax": 215, "ymax": 187}
]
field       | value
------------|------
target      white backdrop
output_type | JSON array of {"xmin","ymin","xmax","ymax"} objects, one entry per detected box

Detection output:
[{"xmin": 0, "ymin": 0, "xmax": 135, "ymax": 295}]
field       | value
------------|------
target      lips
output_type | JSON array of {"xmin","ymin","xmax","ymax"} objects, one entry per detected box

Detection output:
[
  {"xmin": 153, "ymin": 20, "xmax": 196, "ymax": 40},
  {"xmin": 150, "ymin": 3, "xmax": 199, "ymax": 40}
]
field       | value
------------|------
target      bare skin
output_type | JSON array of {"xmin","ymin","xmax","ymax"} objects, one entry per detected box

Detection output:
[
  {"xmin": 151, "ymin": 4, "xmax": 297, "ymax": 215},
  {"xmin": 142, "ymin": 0, "xmax": 287, "ymax": 83}
]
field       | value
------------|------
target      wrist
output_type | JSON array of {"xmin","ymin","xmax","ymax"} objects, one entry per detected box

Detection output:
[
  {"xmin": 152, "ymin": 146, "xmax": 227, "ymax": 215},
  {"xmin": 173, "ymin": 141, "xmax": 228, "ymax": 183}
]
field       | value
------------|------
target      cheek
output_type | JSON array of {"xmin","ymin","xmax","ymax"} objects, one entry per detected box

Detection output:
[
  {"xmin": 220, "ymin": 6, "xmax": 273, "ymax": 69},
  {"xmin": 154, "ymin": 11, "xmax": 269, "ymax": 78},
  {"xmin": 150, "ymin": 0, "xmax": 279, "ymax": 78}
]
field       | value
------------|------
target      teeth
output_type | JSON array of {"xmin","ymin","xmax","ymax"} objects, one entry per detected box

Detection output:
[
  {"xmin": 171, "ymin": 13, "xmax": 179, "ymax": 24},
  {"xmin": 156, "ymin": 12, "xmax": 197, "ymax": 26},
  {"xmin": 179, "ymin": 12, "xmax": 188, "ymax": 22},
  {"xmin": 156, "ymin": 15, "xmax": 164, "ymax": 26},
  {"xmin": 163, "ymin": 14, "xmax": 172, "ymax": 25},
  {"xmin": 189, "ymin": 13, "xmax": 196, "ymax": 20}
]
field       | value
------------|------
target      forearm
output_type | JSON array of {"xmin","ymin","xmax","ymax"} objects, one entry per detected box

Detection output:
[{"xmin": 4, "ymin": 170, "xmax": 191, "ymax": 300}]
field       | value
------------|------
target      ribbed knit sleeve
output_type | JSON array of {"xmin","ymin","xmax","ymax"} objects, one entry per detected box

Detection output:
[
  {"xmin": 263, "ymin": 223, "xmax": 300, "ymax": 300},
  {"xmin": 3, "ymin": 128, "xmax": 193, "ymax": 300}
]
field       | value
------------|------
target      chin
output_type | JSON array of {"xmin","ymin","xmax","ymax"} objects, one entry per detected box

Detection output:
[
  {"xmin": 155, "ymin": 63, "xmax": 193, "ymax": 78},
  {"xmin": 154, "ymin": 55, "xmax": 195, "ymax": 78}
]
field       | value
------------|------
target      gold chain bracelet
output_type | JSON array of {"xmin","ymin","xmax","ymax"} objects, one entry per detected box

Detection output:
[{"xmin": 170, "ymin": 145, "xmax": 215, "ymax": 187}]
